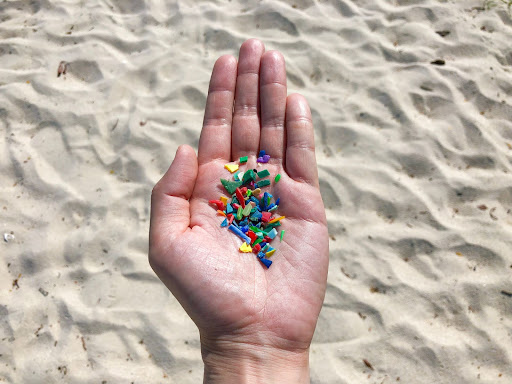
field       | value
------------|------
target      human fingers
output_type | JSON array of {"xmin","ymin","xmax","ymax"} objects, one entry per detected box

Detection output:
[
  {"xmin": 198, "ymin": 55, "xmax": 237, "ymax": 166},
  {"xmin": 232, "ymin": 39, "xmax": 265, "ymax": 161},
  {"xmin": 150, "ymin": 145, "xmax": 198, "ymax": 245},
  {"xmin": 284, "ymin": 94, "xmax": 319, "ymax": 187},
  {"xmin": 259, "ymin": 51, "xmax": 287, "ymax": 164}
]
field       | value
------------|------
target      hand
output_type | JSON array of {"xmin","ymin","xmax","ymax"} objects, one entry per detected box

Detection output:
[{"xmin": 149, "ymin": 39, "xmax": 329, "ymax": 383}]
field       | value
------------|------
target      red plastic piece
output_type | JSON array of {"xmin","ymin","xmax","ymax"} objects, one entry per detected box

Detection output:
[
  {"xmin": 252, "ymin": 244, "xmax": 261, "ymax": 253},
  {"xmin": 264, "ymin": 236, "xmax": 272, "ymax": 243},
  {"xmin": 227, "ymin": 214, "xmax": 235, "ymax": 225},
  {"xmin": 247, "ymin": 230, "xmax": 257, "ymax": 243},
  {"xmin": 241, "ymin": 187, "xmax": 247, "ymax": 195},
  {"xmin": 232, "ymin": 203, "xmax": 240, "ymax": 210},
  {"xmin": 209, "ymin": 200, "xmax": 225, "ymax": 211},
  {"xmin": 235, "ymin": 188, "xmax": 245, "ymax": 208},
  {"xmin": 261, "ymin": 212, "xmax": 272, "ymax": 223}
]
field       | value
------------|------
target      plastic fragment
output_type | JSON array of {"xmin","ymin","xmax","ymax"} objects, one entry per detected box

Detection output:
[
  {"xmin": 236, "ymin": 206, "xmax": 243, "ymax": 220},
  {"xmin": 259, "ymin": 257, "xmax": 272, "ymax": 268},
  {"xmin": 221, "ymin": 179, "xmax": 243, "ymax": 194},
  {"xmin": 221, "ymin": 218, "xmax": 228, "ymax": 227},
  {"xmin": 268, "ymin": 228, "xmax": 278, "ymax": 239},
  {"xmin": 228, "ymin": 224, "xmax": 251, "ymax": 243},
  {"xmin": 252, "ymin": 188, "xmax": 261, "ymax": 196},
  {"xmin": 220, "ymin": 196, "xmax": 228, "ymax": 206},
  {"xmin": 280, "ymin": 230, "xmax": 285, "ymax": 241},
  {"xmin": 258, "ymin": 150, "xmax": 266, "ymax": 157},
  {"xmin": 242, "ymin": 204, "xmax": 252, "ymax": 216},
  {"xmin": 257, "ymin": 154, "xmax": 270, "ymax": 163},
  {"xmin": 228, "ymin": 214, "xmax": 235, "ymax": 225},
  {"xmin": 257, "ymin": 179, "xmax": 271, "ymax": 187},
  {"xmin": 268, "ymin": 216, "xmax": 285, "ymax": 224},
  {"xmin": 274, "ymin": 174, "xmax": 281, "ymax": 183},
  {"xmin": 252, "ymin": 243, "xmax": 262, "ymax": 253},
  {"xmin": 247, "ymin": 231, "xmax": 257, "ymax": 243},
  {"xmin": 239, "ymin": 242, "xmax": 252, "ymax": 253},
  {"xmin": 217, "ymin": 210, "xmax": 226, "ymax": 217},
  {"xmin": 242, "ymin": 169, "xmax": 256, "ymax": 183},
  {"xmin": 266, "ymin": 249, "xmax": 276, "ymax": 257},
  {"xmin": 225, "ymin": 163, "xmax": 239, "ymax": 173},
  {"xmin": 261, "ymin": 212, "xmax": 272, "ymax": 223},
  {"xmin": 239, "ymin": 156, "xmax": 248, "ymax": 163},
  {"xmin": 257, "ymin": 169, "xmax": 270, "ymax": 178},
  {"xmin": 209, "ymin": 200, "xmax": 225, "ymax": 211},
  {"xmin": 235, "ymin": 188, "xmax": 245, "ymax": 209},
  {"xmin": 253, "ymin": 238, "xmax": 263, "ymax": 246},
  {"xmin": 226, "ymin": 204, "xmax": 233, "ymax": 214}
]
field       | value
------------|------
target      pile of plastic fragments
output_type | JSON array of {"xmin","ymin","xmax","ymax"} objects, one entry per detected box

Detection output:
[{"xmin": 208, "ymin": 150, "xmax": 285, "ymax": 268}]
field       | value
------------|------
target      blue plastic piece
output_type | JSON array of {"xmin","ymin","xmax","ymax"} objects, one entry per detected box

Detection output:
[
  {"xmin": 275, "ymin": 197, "xmax": 280, "ymax": 206},
  {"xmin": 228, "ymin": 224, "xmax": 251, "ymax": 243},
  {"xmin": 221, "ymin": 218, "xmax": 228, "ymax": 227},
  {"xmin": 241, "ymin": 225, "xmax": 249, "ymax": 233},
  {"xmin": 258, "ymin": 150, "xmax": 266, "ymax": 157},
  {"xmin": 268, "ymin": 228, "xmax": 278, "ymax": 239},
  {"xmin": 226, "ymin": 204, "xmax": 233, "ymax": 214},
  {"xmin": 259, "ymin": 257, "xmax": 272, "ymax": 268},
  {"xmin": 250, "ymin": 196, "xmax": 259, "ymax": 204},
  {"xmin": 257, "ymin": 251, "xmax": 266, "ymax": 259}
]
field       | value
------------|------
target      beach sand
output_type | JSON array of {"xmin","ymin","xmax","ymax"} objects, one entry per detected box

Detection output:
[{"xmin": 1, "ymin": 0, "xmax": 512, "ymax": 383}]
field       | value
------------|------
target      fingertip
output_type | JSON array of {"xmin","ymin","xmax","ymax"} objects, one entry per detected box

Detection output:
[
  {"xmin": 286, "ymin": 93, "xmax": 312, "ymax": 122},
  {"xmin": 156, "ymin": 144, "xmax": 198, "ymax": 200},
  {"xmin": 240, "ymin": 38, "xmax": 265, "ymax": 54},
  {"xmin": 214, "ymin": 54, "xmax": 238, "ymax": 71},
  {"xmin": 260, "ymin": 50, "xmax": 286, "ymax": 84}
]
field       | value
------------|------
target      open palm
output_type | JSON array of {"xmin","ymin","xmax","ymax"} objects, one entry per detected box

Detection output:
[{"xmin": 149, "ymin": 39, "xmax": 329, "ymax": 355}]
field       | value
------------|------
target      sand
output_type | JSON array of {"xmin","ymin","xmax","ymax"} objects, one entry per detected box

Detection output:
[{"xmin": 1, "ymin": 0, "xmax": 512, "ymax": 383}]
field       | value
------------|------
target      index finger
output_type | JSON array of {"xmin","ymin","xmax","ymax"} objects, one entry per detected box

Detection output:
[{"xmin": 198, "ymin": 55, "xmax": 237, "ymax": 165}]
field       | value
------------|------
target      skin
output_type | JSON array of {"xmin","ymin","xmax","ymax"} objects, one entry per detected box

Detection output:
[{"xmin": 149, "ymin": 39, "xmax": 329, "ymax": 383}]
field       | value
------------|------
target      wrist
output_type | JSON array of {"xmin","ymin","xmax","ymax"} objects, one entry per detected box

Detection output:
[{"xmin": 201, "ymin": 334, "xmax": 310, "ymax": 384}]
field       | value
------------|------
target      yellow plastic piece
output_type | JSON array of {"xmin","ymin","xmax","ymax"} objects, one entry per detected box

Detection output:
[
  {"xmin": 265, "ymin": 249, "xmax": 276, "ymax": 257},
  {"xmin": 220, "ymin": 196, "xmax": 228, "ymax": 206},
  {"xmin": 239, "ymin": 242, "xmax": 252, "ymax": 253},
  {"xmin": 224, "ymin": 163, "xmax": 239, "ymax": 173},
  {"xmin": 268, "ymin": 216, "xmax": 285, "ymax": 224}
]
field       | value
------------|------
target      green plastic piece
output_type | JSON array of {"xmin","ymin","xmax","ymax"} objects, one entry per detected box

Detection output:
[
  {"xmin": 221, "ymin": 179, "xmax": 242, "ymax": 194},
  {"xmin": 269, "ymin": 205, "xmax": 278, "ymax": 212},
  {"xmin": 240, "ymin": 156, "xmax": 248, "ymax": 163},
  {"xmin": 280, "ymin": 230, "xmax": 285, "ymax": 241},
  {"xmin": 274, "ymin": 174, "xmax": 281, "ymax": 183},
  {"xmin": 242, "ymin": 204, "xmax": 252, "ymax": 216},
  {"xmin": 250, "ymin": 226, "xmax": 261, "ymax": 233},
  {"xmin": 257, "ymin": 169, "xmax": 270, "ymax": 179},
  {"xmin": 253, "ymin": 238, "xmax": 262, "ymax": 246},
  {"xmin": 236, "ymin": 206, "xmax": 243, "ymax": 220},
  {"xmin": 268, "ymin": 221, "xmax": 281, "ymax": 228},
  {"xmin": 258, "ymin": 179, "xmax": 271, "ymax": 187},
  {"xmin": 246, "ymin": 189, "xmax": 252, "ymax": 197},
  {"xmin": 242, "ymin": 169, "xmax": 256, "ymax": 183}
]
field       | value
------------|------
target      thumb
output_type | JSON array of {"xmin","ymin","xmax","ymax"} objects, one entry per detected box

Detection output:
[{"xmin": 150, "ymin": 145, "xmax": 198, "ymax": 245}]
